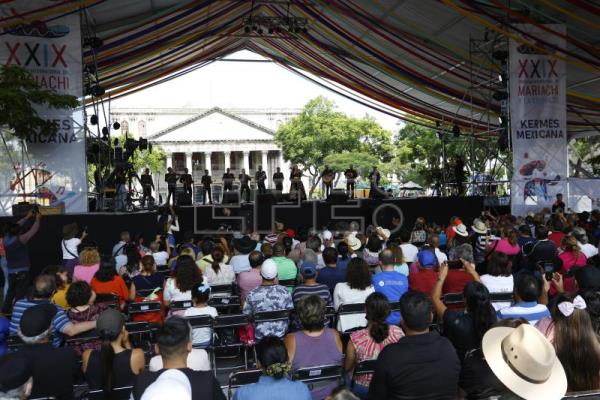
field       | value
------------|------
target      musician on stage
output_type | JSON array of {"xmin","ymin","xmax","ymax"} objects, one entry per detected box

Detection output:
[
  {"xmin": 140, "ymin": 168, "xmax": 154, "ymax": 207},
  {"xmin": 273, "ymin": 167, "xmax": 284, "ymax": 192},
  {"xmin": 321, "ymin": 164, "xmax": 335, "ymax": 199},
  {"xmin": 164, "ymin": 167, "xmax": 178, "ymax": 205},
  {"xmin": 368, "ymin": 165, "xmax": 381, "ymax": 199},
  {"xmin": 201, "ymin": 169, "xmax": 213, "ymax": 204},
  {"xmin": 239, "ymin": 168, "xmax": 251, "ymax": 202},
  {"xmin": 290, "ymin": 164, "xmax": 306, "ymax": 201},
  {"xmin": 345, "ymin": 164, "xmax": 358, "ymax": 199},
  {"xmin": 222, "ymin": 168, "xmax": 234, "ymax": 192},
  {"xmin": 255, "ymin": 165, "xmax": 267, "ymax": 195},
  {"xmin": 114, "ymin": 166, "xmax": 128, "ymax": 211},
  {"xmin": 179, "ymin": 167, "xmax": 194, "ymax": 199}
]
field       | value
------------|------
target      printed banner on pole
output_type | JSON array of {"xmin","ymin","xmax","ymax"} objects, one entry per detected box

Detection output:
[
  {"xmin": 510, "ymin": 24, "xmax": 567, "ymax": 217},
  {"xmin": 0, "ymin": 5, "xmax": 86, "ymax": 216}
]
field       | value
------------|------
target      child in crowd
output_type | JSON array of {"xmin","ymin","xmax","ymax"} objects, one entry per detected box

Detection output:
[{"xmin": 183, "ymin": 282, "xmax": 218, "ymax": 347}]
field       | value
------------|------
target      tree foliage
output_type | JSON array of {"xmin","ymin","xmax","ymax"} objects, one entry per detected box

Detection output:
[
  {"xmin": 275, "ymin": 96, "xmax": 393, "ymax": 196},
  {"xmin": 569, "ymin": 136, "xmax": 600, "ymax": 177}
]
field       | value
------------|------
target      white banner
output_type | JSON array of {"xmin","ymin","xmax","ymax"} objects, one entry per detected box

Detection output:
[
  {"xmin": 568, "ymin": 178, "xmax": 600, "ymax": 213},
  {"xmin": 510, "ymin": 24, "xmax": 567, "ymax": 217},
  {"xmin": 0, "ymin": 6, "xmax": 86, "ymax": 216}
]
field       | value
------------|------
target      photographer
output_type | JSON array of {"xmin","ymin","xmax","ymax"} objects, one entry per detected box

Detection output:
[{"xmin": 1, "ymin": 208, "xmax": 41, "ymax": 314}]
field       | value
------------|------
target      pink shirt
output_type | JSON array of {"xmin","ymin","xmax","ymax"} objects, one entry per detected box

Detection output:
[
  {"xmin": 494, "ymin": 239, "xmax": 520, "ymax": 256},
  {"xmin": 557, "ymin": 251, "xmax": 587, "ymax": 293},
  {"xmin": 73, "ymin": 263, "xmax": 100, "ymax": 284},
  {"xmin": 237, "ymin": 268, "xmax": 278, "ymax": 304}
]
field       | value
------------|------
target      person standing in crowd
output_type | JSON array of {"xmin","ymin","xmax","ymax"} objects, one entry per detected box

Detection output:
[
  {"xmin": 243, "ymin": 259, "xmax": 293, "ymax": 340},
  {"xmin": 285, "ymin": 295, "xmax": 343, "ymax": 400},
  {"xmin": 273, "ymin": 167, "xmax": 285, "ymax": 193},
  {"xmin": 1, "ymin": 208, "xmax": 40, "ymax": 314},
  {"xmin": 333, "ymin": 259, "xmax": 375, "ymax": 332},
  {"xmin": 234, "ymin": 336, "xmax": 311, "ymax": 400},
  {"xmin": 345, "ymin": 293, "xmax": 404, "ymax": 398},
  {"xmin": 256, "ymin": 165, "xmax": 267, "ymax": 195},
  {"xmin": 133, "ymin": 317, "xmax": 225, "ymax": 400},
  {"xmin": 179, "ymin": 167, "xmax": 194, "ymax": 200},
  {"xmin": 184, "ymin": 282, "xmax": 218, "ymax": 348},
  {"xmin": 61, "ymin": 223, "xmax": 86, "ymax": 276},
  {"xmin": 164, "ymin": 167, "xmax": 178, "ymax": 206},
  {"xmin": 345, "ymin": 164, "xmax": 358, "ymax": 200},
  {"xmin": 82, "ymin": 309, "xmax": 145, "ymax": 394},
  {"xmin": 239, "ymin": 168, "xmax": 251, "ymax": 202},
  {"xmin": 552, "ymin": 193, "xmax": 566, "ymax": 213},
  {"xmin": 372, "ymin": 249, "xmax": 408, "ymax": 325},
  {"xmin": 73, "ymin": 247, "xmax": 101, "ymax": 284},
  {"xmin": 368, "ymin": 291, "xmax": 460, "ymax": 399},
  {"xmin": 367, "ymin": 166, "xmax": 380, "ymax": 199},
  {"xmin": 497, "ymin": 272, "xmax": 550, "ymax": 324},
  {"xmin": 140, "ymin": 168, "xmax": 154, "ymax": 207},
  {"xmin": 292, "ymin": 262, "xmax": 332, "ymax": 306},
  {"xmin": 201, "ymin": 169, "xmax": 213, "ymax": 205}
]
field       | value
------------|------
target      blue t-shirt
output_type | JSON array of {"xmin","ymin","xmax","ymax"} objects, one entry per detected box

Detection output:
[
  {"xmin": 372, "ymin": 270, "xmax": 409, "ymax": 325},
  {"xmin": 10, "ymin": 299, "xmax": 71, "ymax": 347},
  {"xmin": 316, "ymin": 266, "xmax": 345, "ymax": 293},
  {"xmin": 0, "ymin": 316, "xmax": 8, "ymax": 356}
]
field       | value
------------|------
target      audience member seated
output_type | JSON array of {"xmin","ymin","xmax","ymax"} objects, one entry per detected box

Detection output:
[
  {"xmin": 119, "ymin": 243, "xmax": 143, "ymax": 283},
  {"xmin": 203, "ymin": 246, "xmax": 235, "ymax": 286},
  {"xmin": 16, "ymin": 303, "xmax": 79, "ymax": 399},
  {"xmin": 399, "ymin": 228, "xmax": 418, "ymax": 263},
  {"xmin": 292, "ymin": 262, "xmax": 332, "ymax": 306},
  {"xmin": 497, "ymin": 272, "xmax": 550, "ymax": 324},
  {"xmin": 482, "ymin": 323, "xmax": 567, "ymax": 399},
  {"xmin": 91, "ymin": 258, "xmax": 132, "ymax": 309},
  {"xmin": 362, "ymin": 234, "xmax": 382, "ymax": 267},
  {"xmin": 149, "ymin": 238, "xmax": 170, "ymax": 269},
  {"xmin": 183, "ymin": 282, "xmax": 218, "ymax": 347},
  {"xmin": 345, "ymin": 293, "xmax": 404, "ymax": 399},
  {"xmin": 306, "ymin": 236, "xmax": 325, "ymax": 268},
  {"xmin": 285, "ymin": 295, "xmax": 343, "ymax": 400},
  {"xmin": 243, "ymin": 259, "xmax": 293, "ymax": 340},
  {"xmin": 432, "ymin": 263, "xmax": 496, "ymax": 359},
  {"xmin": 480, "ymin": 252, "xmax": 514, "ymax": 310},
  {"xmin": 327, "ymin": 386, "xmax": 359, "ymax": 400},
  {"xmin": 133, "ymin": 316, "xmax": 225, "ymax": 400},
  {"xmin": 42, "ymin": 265, "xmax": 70, "ymax": 309},
  {"xmin": 238, "ymin": 251, "xmax": 268, "ymax": 304},
  {"xmin": 535, "ymin": 293, "xmax": 600, "ymax": 392},
  {"xmin": 132, "ymin": 255, "xmax": 164, "ymax": 294},
  {"xmin": 443, "ymin": 244, "xmax": 476, "ymax": 298},
  {"xmin": 163, "ymin": 255, "xmax": 202, "ymax": 309},
  {"xmin": 556, "ymin": 235, "xmax": 587, "ymax": 293},
  {"xmin": 408, "ymin": 250, "xmax": 438, "ymax": 295},
  {"xmin": 10, "ymin": 274, "xmax": 96, "ymax": 347},
  {"xmin": 66, "ymin": 281, "xmax": 106, "ymax": 355},
  {"xmin": 427, "ymin": 234, "xmax": 448, "ymax": 266},
  {"xmin": 318, "ymin": 247, "xmax": 345, "ymax": 292},
  {"xmin": 272, "ymin": 243, "xmax": 297, "ymax": 282},
  {"xmin": 73, "ymin": 247, "xmax": 101, "ymax": 283},
  {"xmin": 333, "ymin": 259, "xmax": 375, "ymax": 332},
  {"xmin": 231, "ymin": 236, "xmax": 258, "ymax": 274},
  {"xmin": 522, "ymin": 225, "xmax": 562, "ymax": 272},
  {"xmin": 387, "ymin": 243, "xmax": 409, "ymax": 276},
  {"xmin": 581, "ymin": 289, "xmax": 600, "ymax": 336},
  {"xmin": 0, "ymin": 351, "xmax": 33, "ymax": 400},
  {"xmin": 572, "ymin": 227, "xmax": 598, "ymax": 260},
  {"xmin": 494, "ymin": 226, "xmax": 520, "ymax": 256},
  {"xmin": 372, "ymin": 249, "xmax": 408, "ymax": 325},
  {"xmin": 336, "ymin": 241, "xmax": 352, "ymax": 273},
  {"xmin": 112, "ymin": 231, "xmax": 130, "ymax": 257},
  {"xmin": 410, "ymin": 218, "xmax": 427, "ymax": 247},
  {"xmin": 148, "ymin": 348, "xmax": 211, "ymax": 372},
  {"xmin": 368, "ymin": 291, "xmax": 460, "ymax": 399},
  {"xmin": 82, "ymin": 309, "xmax": 145, "ymax": 394}
]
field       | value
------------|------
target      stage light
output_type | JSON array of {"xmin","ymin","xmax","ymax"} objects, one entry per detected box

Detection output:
[
  {"xmin": 493, "ymin": 90, "xmax": 508, "ymax": 101},
  {"xmin": 138, "ymin": 138, "xmax": 148, "ymax": 151},
  {"xmin": 498, "ymin": 116, "xmax": 503, "ymax": 124},
  {"xmin": 113, "ymin": 138, "xmax": 119, "ymax": 147},
  {"xmin": 452, "ymin": 124, "xmax": 460, "ymax": 138},
  {"xmin": 112, "ymin": 121, "xmax": 121, "ymax": 130},
  {"xmin": 90, "ymin": 115, "xmax": 98, "ymax": 125},
  {"xmin": 101, "ymin": 127, "xmax": 109, "ymax": 136}
]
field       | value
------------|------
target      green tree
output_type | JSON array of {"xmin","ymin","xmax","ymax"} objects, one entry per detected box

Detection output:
[
  {"xmin": 569, "ymin": 136, "xmax": 600, "ymax": 177},
  {"xmin": 275, "ymin": 96, "xmax": 393, "ymax": 197}
]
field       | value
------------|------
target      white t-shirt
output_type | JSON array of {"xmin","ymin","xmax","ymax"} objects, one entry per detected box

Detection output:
[
  {"xmin": 480, "ymin": 274, "xmax": 514, "ymax": 311},
  {"xmin": 62, "ymin": 238, "xmax": 81, "ymax": 260},
  {"xmin": 163, "ymin": 278, "xmax": 192, "ymax": 304},
  {"xmin": 184, "ymin": 306, "xmax": 219, "ymax": 345},
  {"xmin": 148, "ymin": 349, "xmax": 211, "ymax": 372},
  {"xmin": 316, "ymin": 253, "xmax": 325, "ymax": 269},
  {"xmin": 203, "ymin": 263, "xmax": 235, "ymax": 286},
  {"xmin": 400, "ymin": 243, "xmax": 419, "ymax": 263},
  {"xmin": 230, "ymin": 254, "xmax": 251, "ymax": 274},
  {"xmin": 579, "ymin": 242, "xmax": 598, "ymax": 259},
  {"xmin": 115, "ymin": 254, "xmax": 127, "ymax": 273},
  {"xmin": 333, "ymin": 282, "xmax": 375, "ymax": 332},
  {"xmin": 434, "ymin": 248, "xmax": 448, "ymax": 265},
  {"xmin": 152, "ymin": 251, "xmax": 169, "ymax": 267}
]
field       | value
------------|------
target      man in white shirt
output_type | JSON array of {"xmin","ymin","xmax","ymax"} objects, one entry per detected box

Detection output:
[
  {"xmin": 112, "ymin": 231, "xmax": 130, "ymax": 257},
  {"xmin": 399, "ymin": 229, "xmax": 418, "ymax": 263},
  {"xmin": 572, "ymin": 227, "xmax": 598, "ymax": 259},
  {"xmin": 230, "ymin": 236, "xmax": 257, "ymax": 274}
]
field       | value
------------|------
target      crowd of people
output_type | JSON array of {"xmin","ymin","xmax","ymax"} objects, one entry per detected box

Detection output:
[{"xmin": 1, "ymin": 203, "xmax": 600, "ymax": 399}]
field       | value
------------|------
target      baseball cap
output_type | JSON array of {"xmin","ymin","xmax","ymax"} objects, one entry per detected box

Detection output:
[
  {"xmin": 261, "ymin": 258, "xmax": 278, "ymax": 280},
  {"xmin": 141, "ymin": 369, "xmax": 192, "ymax": 400},
  {"xmin": 417, "ymin": 250, "xmax": 437, "ymax": 268},
  {"xmin": 300, "ymin": 262, "xmax": 317, "ymax": 278},
  {"xmin": 0, "ymin": 352, "xmax": 33, "ymax": 391},
  {"xmin": 19, "ymin": 303, "xmax": 57, "ymax": 338},
  {"xmin": 322, "ymin": 230, "xmax": 333, "ymax": 241},
  {"xmin": 96, "ymin": 308, "xmax": 125, "ymax": 339}
]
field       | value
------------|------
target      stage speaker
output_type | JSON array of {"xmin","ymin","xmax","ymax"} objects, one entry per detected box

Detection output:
[
  {"xmin": 177, "ymin": 192, "xmax": 192, "ymax": 206},
  {"xmin": 329, "ymin": 190, "xmax": 348, "ymax": 204},
  {"xmin": 256, "ymin": 193, "xmax": 277, "ymax": 205},
  {"xmin": 222, "ymin": 191, "xmax": 239, "ymax": 204}
]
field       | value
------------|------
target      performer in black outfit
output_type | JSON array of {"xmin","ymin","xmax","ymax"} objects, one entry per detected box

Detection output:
[
  {"xmin": 239, "ymin": 168, "xmax": 251, "ymax": 202},
  {"xmin": 201, "ymin": 169, "xmax": 212, "ymax": 204},
  {"xmin": 222, "ymin": 168, "xmax": 234, "ymax": 192},
  {"xmin": 368, "ymin": 166, "xmax": 381, "ymax": 199},
  {"xmin": 114, "ymin": 166, "xmax": 128, "ymax": 211},
  {"xmin": 454, "ymin": 156, "xmax": 466, "ymax": 196},
  {"xmin": 164, "ymin": 167, "xmax": 178, "ymax": 206},
  {"xmin": 273, "ymin": 167, "xmax": 284, "ymax": 192},
  {"xmin": 345, "ymin": 165, "xmax": 358, "ymax": 199},
  {"xmin": 255, "ymin": 165, "xmax": 267, "ymax": 195},
  {"xmin": 321, "ymin": 164, "xmax": 334, "ymax": 199},
  {"xmin": 289, "ymin": 164, "xmax": 306, "ymax": 201},
  {"xmin": 179, "ymin": 167, "xmax": 194, "ymax": 199},
  {"xmin": 140, "ymin": 168, "xmax": 154, "ymax": 207}
]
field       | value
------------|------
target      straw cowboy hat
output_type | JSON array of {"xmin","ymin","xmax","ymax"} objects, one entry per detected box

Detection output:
[
  {"xmin": 452, "ymin": 223, "xmax": 469, "ymax": 237},
  {"xmin": 346, "ymin": 234, "xmax": 362, "ymax": 251},
  {"xmin": 375, "ymin": 226, "xmax": 391, "ymax": 241},
  {"xmin": 482, "ymin": 324, "xmax": 567, "ymax": 400},
  {"xmin": 472, "ymin": 218, "xmax": 488, "ymax": 235}
]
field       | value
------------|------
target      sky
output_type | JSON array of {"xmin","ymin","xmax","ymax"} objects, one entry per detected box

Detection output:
[{"xmin": 110, "ymin": 50, "xmax": 402, "ymax": 133}]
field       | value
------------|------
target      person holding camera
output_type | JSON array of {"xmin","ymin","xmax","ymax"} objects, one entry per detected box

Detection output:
[{"xmin": 1, "ymin": 208, "xmax": 41, "ymax": 314}]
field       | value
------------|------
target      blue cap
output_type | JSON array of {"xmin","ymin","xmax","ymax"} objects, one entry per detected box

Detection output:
[
  {"xmin": 417, "ymin": 250, "xmax": 436, "ymax": 268},
  {"xmin": 300, "ymin": 262, "xmax": 317, "ymax": 278}
]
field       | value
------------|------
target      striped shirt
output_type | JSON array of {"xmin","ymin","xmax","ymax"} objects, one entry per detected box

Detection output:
[
  {"xmin": 9, "ymin": 299, "xmax": 71, "ymax": 347},
  {"xmin": 292, "ymin": 284, "xmax": 333, "ymax": 306},
  {"xmin": 497, "ymin": 301, "xmax": 550, "ymax": 325}
]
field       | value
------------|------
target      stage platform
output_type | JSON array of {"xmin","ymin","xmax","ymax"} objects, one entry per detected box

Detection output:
[{"xmin": 0, "ymin": 196, "xmax": 490, "ymax": 276}]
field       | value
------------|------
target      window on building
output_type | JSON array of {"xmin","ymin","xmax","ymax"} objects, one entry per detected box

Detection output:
[
  {"xmin": 121, "ymin": 120, "xmax": 129, "ymax": 135},
  {"xmin": 138, "ymin": 120, "xmax": 146, "ymax": 136}
]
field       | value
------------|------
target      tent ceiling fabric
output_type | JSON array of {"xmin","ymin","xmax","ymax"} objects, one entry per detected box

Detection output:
[{"xmin": 7, "ymin": 0, "xmax": 598, "ymax": 135}]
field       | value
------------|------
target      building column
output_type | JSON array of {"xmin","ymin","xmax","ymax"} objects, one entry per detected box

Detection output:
[
  {"xmin": 243, "ymin": 151, "xmax": 250, "ymax": 173},
  {"xmin": 261, "ymin": 150, "xmax": 269, "ymax": 187},
  {"xmin": 278, "ymin": 151, "xmax": 284, "ymax": 170},
  {"xmin": 165, "ymin": 153, "xmax": 172, "ymax": 170},
  {"xmin": 224, "ymin": 151, "xmax": 231, "ymax": 170},
  {"xmin": 185, "ymin": 152, "xmax": 193, "ymax": 173},
  {"xmin": 204, "ymin": 151, "xmax": 212, "ymax": 174}
]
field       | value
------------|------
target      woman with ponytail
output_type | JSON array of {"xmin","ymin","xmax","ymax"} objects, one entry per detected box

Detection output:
[
  {"xmin": 82, "ymin": 309, "xmax": 144, "ymax": 396},
  {"xmin": 203, "ymin": 246, "xmax": 235, "ymax": 286},
  {"xmin": 557, "ymin": 235, "xmax": 587, "ymax": 292},
  {"xmin": 345, "ymin": 292, "xmax": 404, "ymax": 399},
  {"xmin": 432, "ymin": 262, "xmax": 497, "ymax": 360}
]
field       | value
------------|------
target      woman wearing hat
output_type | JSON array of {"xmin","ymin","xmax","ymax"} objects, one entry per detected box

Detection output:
[{"xmin": 61, "ymin": 223, "xmax": 87, "ymax": 277}]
